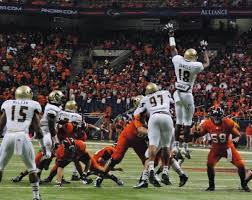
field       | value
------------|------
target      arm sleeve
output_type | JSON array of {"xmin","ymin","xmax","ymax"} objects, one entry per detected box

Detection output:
[
  {"xmin": 195, "ymin": 62, "xmax": 204, "ymax": 73},
  {"xmin": 199, "ymin": 122, "xmax": 208, "ymax": 136},
  {"xmin": 172, "ymin": 55, "xmax": 181, "ymax": 64},
  {"xmin": 1, "ymin": 101, "xmax": 7, "ymax": 112},
  {"xmin": 35, "ymin": 102, "xmax": 42, "ymax": 113}
]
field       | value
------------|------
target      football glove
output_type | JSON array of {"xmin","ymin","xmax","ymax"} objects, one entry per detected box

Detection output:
[
  {"xmin": 200, "ymin": 40, "xmax": 208, "ymax": 51},
  {"xmin": 162, "ymin": 23, "xmax": 174, "ymax": 36}
]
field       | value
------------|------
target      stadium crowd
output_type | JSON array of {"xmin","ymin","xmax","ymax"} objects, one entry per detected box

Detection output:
[
  {"xmin": 0, "ymin": 31, "xmax": 78, "ymax": 107},
  {"xmin": 0, "ymin": 0, "xmax": 249, "ymax": 7},
  {"xmin": 68, "ymin": 30, "xmax": 252, "ymax": 120},
  {"xmin": 0, "ymin": 29, "xmax": 251, "ymax": 141}
]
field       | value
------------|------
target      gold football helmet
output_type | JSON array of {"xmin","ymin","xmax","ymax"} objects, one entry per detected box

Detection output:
[
  {"xmin": 184, "ymin": 48, "xmax": 198, "ymax": 62},
  {"xmin": 15, "ymin": 85, "xmax": 33, "ymax": 100},
  {"xmin": 133, "ymin": 95, "xmax": 144, "ymax": 108},
  {"xmin": 65, "ymin": 100, "xmax": 78, "ymax": 112},
  {"xmin": 145, "ymin": 83, "xmax": 158, "ymax": 95},
  {"xmin": 48, "ymin": 90, "xmax": 65, "ymax": 105}
]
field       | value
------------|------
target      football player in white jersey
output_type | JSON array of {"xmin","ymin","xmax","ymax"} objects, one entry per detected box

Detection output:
[
  {"xmin": 164, "ymin": 23, "xmax": 210, "ymax": 158},
  {"xmin": 0, "ymin": 85, "xmax": 45, "ymax": 200},
  {"xmin": 39, "ymin": 90, "xmax": 65, "ymax": 170},
  {"xmin": 134, "ymin": 83, "xmax": 174, "ymax": 186}
]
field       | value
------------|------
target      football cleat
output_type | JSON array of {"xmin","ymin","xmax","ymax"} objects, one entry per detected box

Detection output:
[
  {"xmin": 12, "ymin": 175, "xmax": 23, "ymax": 183},
  {"xmin": 161, "ymin": 173, "xmax": 172, "ymax": 185},
  {"xmin": 205, "ymin": 186, "xmax": 215, "ymax": 191},
  {"xmin": 116, "ymin": 179, "xmax": 124, "ymax": 186},
  {"xmin": 94, "ymin": 177, "xmax": 103, "ymax": 187},
  {"xmin": 71, "ymin": 174, "xmax": 80, "ymax": 181},
  {"xmin": 149, "ymin": 170, "xmax": 161, "ymax": 187},
  {"xmin": 179, "ymin": 174, "xmax": 188, "ymax": 187},
  {"xmin": 241, "ymin": 184, "xmax": 251, "ymax": 192},
  {"xmin": 54, "ymin": 182, "xmax": 62, "ymax": 187},
  {"xmin": 134, "ymin": 179, "xmax": 148, "ymax": 189}
]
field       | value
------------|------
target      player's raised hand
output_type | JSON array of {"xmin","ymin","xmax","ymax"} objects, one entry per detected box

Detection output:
[
  {"xmin": 162, "ymin": 23, "xmax": 174, "ymax": 36},
  {"xmin": 200, "ymin": 40, "xmax": 208, "ymax": 51}
]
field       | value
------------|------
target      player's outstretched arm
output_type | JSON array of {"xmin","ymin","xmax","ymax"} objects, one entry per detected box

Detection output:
[
  {"xmin": 163, "ymin": 23, "xmax": 178, "ymax": 57},
  {"xmin": 200, "ymin": 40, "xmax": 210, "ymax": 68}
]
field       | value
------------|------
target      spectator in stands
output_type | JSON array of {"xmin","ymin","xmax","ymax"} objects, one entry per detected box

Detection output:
[{"xmin": 246, "ymin": 123, "xmax": 252, "ymax": 150}]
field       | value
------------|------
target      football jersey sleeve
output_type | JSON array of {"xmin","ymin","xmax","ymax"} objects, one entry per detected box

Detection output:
[
  {"xmin": 194, "ymin": 62, "xmax": 204, "ymax": 73},
  {"xmin": 1, "ymin": 100, "xmax": 9, "ymax": 112},
  {"xmin": 133, "ymin": 98, "xmax": 147, "ymax": 116},
  {"xmin": 225, "ymin": 118, "xmax": 240, "ymax": 137},
  {"xmin": 76, "ymin": 140, "xmax": 86, "ymax": 154},
  {"xmin": 33, "ymin": 101, "xmax": 42, "ymax": 113},
  {"xmin": 199, "ymin": 120, "xmax": 209, "ymax": 136},
  {"xmin": 172, "ymin": 55, "xmax": 183, "ymax": 65},
  {"xmin": 47, "ymin": 105, "xmax": 60, "ymax": 117},
  {"xmin": 164, "ymin": 90, "xmax": 174, "ymax": 104},
  {"xmin": 56, "ymin": 145, "xmax": 65, "ymax": 160}
]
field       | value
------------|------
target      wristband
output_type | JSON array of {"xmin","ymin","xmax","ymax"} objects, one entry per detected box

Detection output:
[{"xmin": 169, "ymin": 37, "xmax": 176, "ymax": 46}]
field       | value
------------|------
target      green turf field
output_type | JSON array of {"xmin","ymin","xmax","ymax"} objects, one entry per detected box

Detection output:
[{"xmin": 0, "ymin": 141, "xmax": 252, "ymax": 200}]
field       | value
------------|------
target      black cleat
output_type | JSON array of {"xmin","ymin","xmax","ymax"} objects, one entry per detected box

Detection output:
[
  {"xmin": 205, "ymin": 186, "xmax": 215, "ymax": 191},
  {"xmin": 161, "ymin": 173, "xmax": 172, "ymax": 185},
  {"xmin": 241, "ymin": 184, "xmax": 251, "ymax": 192},
  {"xmin": 116, "ymin": 179, "xmax": 124, "ymax": 186},
  {"xmin": 134, "ymin": 179, "xmax": 148, "ymax": 189},
  {"xmin": 149, "ymin": 170, "xmax": 161, "ymax": 187},
  {"xmin": 94, "ymin": 177, "xmax": 103, "ymax": 187},
  {"xmin": 71, "ymin": 174, "xmax": 80, "ymax": 181},
  {"xmin": 12, "ymin": 175, "xmax": 23, "ymax": 183},
  {"xmin": 179, "ymin": 174, "xmax": 188, "ymax": 187}
]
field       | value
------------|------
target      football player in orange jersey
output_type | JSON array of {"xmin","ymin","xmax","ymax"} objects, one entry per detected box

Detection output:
[
  {"xmin": 55, "ymin": 138, "xmax": 93, "ymax": 186},
  {"xmin": 195, "ymin": 107, "xmax": 250, "ymax": 192},
  {"xmin": 89, "ymin": 145, "xmax": 124, "ymax": 187}
]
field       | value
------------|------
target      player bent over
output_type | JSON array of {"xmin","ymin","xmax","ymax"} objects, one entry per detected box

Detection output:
[
  {"xmin": 164, "ymin": 23, "xmax": 210, "ymax": 158},
  {"xmin": 89, "ymin": 145, "xmax": 124, "ymax": 187},
  {"xmin": 195, "ymin": 107, "xmax": 250, "ymax": 192},
  {"xmin": 0, "ymin": 85, "xmax": 46, "ymax": 200},
  {"xmin": 54, "ymin": 138, "xmax": 92, "ymax": 186}
]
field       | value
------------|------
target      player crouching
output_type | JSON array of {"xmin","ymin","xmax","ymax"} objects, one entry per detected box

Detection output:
[
  {"xmin": 55, "ymin": 138, "xmax": 92, "ymax": 186},
  {"xmin": 194, "ymin": 107, "xmax": 250, "ymax": 192}
]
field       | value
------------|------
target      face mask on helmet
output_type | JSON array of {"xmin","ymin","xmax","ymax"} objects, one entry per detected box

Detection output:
[
  {"xmin": 63, "ymin": 138, "xmax": 76, "ymax": 154},
  {"xmin": 210, "ymin": 108, "xmax": 224, "ymax": 125}
]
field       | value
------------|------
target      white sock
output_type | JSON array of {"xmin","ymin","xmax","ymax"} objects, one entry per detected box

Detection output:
[
  {"xmin": 183, "ymin": 143, "xmax": 189, "ymax": 150},
  {"xmin": 31, "ymin": 182, "xmax": 40, "ymax": 199},
  {"xmin": 171, "ymin": 159, "xmax": 184, "ymax": 176},
  {"xmin": 162, "ymin": 166, "xmax": 169, "ymax": 175},
  {"xmin": 141, "ymin": 170, "xmax": 148, "ymax": 180},
  {"xmin": 72, "ymin": 165, "xmax": 78, "ymax": 176},
  {"xmin": 148, "ymin": 161, "xmax": 155, "ymax": 172}
]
